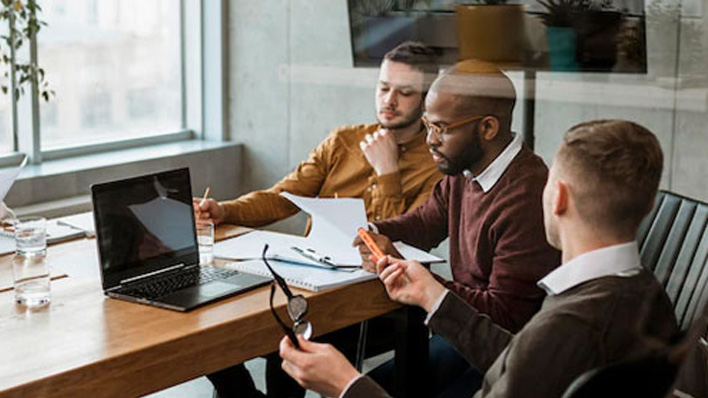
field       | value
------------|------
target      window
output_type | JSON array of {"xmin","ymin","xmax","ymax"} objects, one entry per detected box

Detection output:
[
  {"xmin": 37, "ymin": 0, "xmax": 183, "ymax": 151},
  {"xmin": 0, "ymin": 21, "xmax": 13, "ymax": 155}
]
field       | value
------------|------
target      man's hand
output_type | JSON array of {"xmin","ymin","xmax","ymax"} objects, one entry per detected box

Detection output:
[
  {"xmin": 280, "ymin": 335, "xmax": 361, "ymax": 398},
  {"xmin": 377, "ymin": 256, "xmax": 446, "ymax": 312},
  {"xmin": 352, "ymin": 231, "xmax": 402, "ymax": 272},
  {"xmin": 359, "ymin": 129, "xmax": 399, "ymax": 176},
  {"xmin": 192, "ymin": 198, "xmax": 225, "ymax": 225}
]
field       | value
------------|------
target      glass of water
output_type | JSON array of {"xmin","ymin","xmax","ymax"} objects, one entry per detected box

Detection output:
[
  {"xmin": 12, "ymin": 255, "xmax": 51, "ymax": 308},
  {"xmin": 196, "ymin": 219, "xmax": 214, "ymax": 265},
  {"xmin": 14, "ymin": 216, "xmax": 47, "ymax": 257}
]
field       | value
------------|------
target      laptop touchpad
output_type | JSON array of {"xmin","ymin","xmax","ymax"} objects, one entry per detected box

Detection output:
[{"xmin": 199, "ymin": 281, "xmax": 238, "ymax": 297}]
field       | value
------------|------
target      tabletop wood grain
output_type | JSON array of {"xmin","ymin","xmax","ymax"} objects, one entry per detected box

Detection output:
[{"xmin": 0, "ymin": 225, "xmax": 398, "ymax": 398}]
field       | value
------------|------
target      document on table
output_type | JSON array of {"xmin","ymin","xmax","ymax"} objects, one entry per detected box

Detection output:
[
  {"xmin": 280, "ymin": 192, "xmax": 366, "ymax": 265},
  {"xmin": 214, "ymin": 193, "xmax": 444, "ymax": 267},
  {"xmin": 225, "ymin": 259, "xmax": 377, "ymax": 292}
]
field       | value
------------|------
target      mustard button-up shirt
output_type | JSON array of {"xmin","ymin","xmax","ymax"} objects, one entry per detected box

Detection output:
[{"xmin": 222, "ymin": 123, "xmax": 442, "ymax": 231}]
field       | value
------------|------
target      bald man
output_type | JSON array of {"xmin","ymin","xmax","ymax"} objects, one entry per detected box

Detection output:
[
  {"xmin": 281, "ymin": 120, "xmax": 677, "ymax": 398},
  {"xmin": 348, "ymin": 60, "xmax": 560, "ymax": 397}
]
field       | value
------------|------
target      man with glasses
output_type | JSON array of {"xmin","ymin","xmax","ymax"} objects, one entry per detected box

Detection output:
[
  {"xmin": 351, "ymin": 60, "xmax": 560, "ymax": 397},
  {"xmin": 198, "ymin": 41, "xmax": 443, "ymax": 398},
  {"xmin": 281, "ymin": 120, "xmax": 677, "ymax": 398}
]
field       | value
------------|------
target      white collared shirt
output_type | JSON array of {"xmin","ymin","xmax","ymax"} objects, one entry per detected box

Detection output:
[
  {"xmin": 463, "ymin": 132, "xmax": 523, "ymax": 193},
  {"xmin": 537, "ymin": 242, "xmax": 643, "ymax": 296}
]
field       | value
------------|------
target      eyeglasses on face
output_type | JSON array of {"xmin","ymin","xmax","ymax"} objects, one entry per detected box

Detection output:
[
  {"xmin": 262, "ymin": 244, "xmax": 313, "ymax": 348},
  {"xmin": 421, "ymin": 114, "xmax": 486, "ymax": 142}
]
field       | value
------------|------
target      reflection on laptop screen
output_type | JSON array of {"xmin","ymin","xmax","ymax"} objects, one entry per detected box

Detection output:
[{"xmin": 92, "ymin": 168, "xmax": 198, "ymax": 285}]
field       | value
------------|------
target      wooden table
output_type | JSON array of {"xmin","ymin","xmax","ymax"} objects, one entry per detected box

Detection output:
[{"xmin": 0, "ymin": 227, "xmax": 417, "ymax": 398}]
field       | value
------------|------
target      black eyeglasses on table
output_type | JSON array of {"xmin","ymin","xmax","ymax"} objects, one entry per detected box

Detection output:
[{"xmin": 262, "ymin": 244, "xmax": 313, "ymax": 348}]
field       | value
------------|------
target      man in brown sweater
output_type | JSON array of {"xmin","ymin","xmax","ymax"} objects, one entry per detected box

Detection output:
[
  {"xmin": 279, "ymin": 120, "xmax": 679, "ymax": 398},
  {"xmin": 352, "ymin": 60, "xmax": 561, "ymax": 396}
]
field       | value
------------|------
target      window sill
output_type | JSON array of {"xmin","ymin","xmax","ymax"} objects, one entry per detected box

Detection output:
[{"xmin": 7, "ymin": 139, "xmax": 242, "ymax": 217}]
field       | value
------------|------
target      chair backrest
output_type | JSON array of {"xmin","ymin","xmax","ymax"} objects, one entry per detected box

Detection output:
[
  {"xmin": 562, "ymin": 190, "xmax": 708, "ymax": 398},
  {"xmin": 560, "ymin": 353, "xmax": 679, "ymax": 398},
  {"xmin": 638, "ymin": 190, "xmax": 708, "ymax": 331}
]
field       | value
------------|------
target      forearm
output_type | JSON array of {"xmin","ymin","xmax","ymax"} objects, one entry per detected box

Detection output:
[
  {"xmin": 429, "ymin": 292, "xmax": 513, "ymax": 373},
  {"xmin": 221, "ymin": 190, "xmax": 300, "ymax": 228}
]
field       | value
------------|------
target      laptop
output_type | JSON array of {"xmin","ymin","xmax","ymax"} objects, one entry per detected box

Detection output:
[{"xmin": 91, "ymin": 168, "xmax": 270, "ymax": 311}]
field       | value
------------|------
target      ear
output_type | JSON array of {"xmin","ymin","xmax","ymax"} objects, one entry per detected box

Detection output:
[
  {"xmin": 554, "ymin": 180, "xmax": 569, "ymax": 216},
  {"xmin": 479, "ymin": 116, "xmax": 500, "ymax": 141}
]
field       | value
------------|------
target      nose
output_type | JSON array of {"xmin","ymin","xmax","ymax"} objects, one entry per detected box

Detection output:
[
  {"xmin": 426, "ymin": 129, "xmax": 441, "ymax": 147},
  {"xmin": 383, "ymin": 90, "xmax": 397, "ymax": 107}
]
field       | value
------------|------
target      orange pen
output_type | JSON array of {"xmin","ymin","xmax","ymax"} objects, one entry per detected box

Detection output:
[{"xmin": 357, "ymin": 227, "xmax": 386, "ymax": 263}]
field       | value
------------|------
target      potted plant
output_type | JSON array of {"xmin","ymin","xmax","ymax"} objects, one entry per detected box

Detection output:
[
  {"xmin": 0, "ymin": 0, "xmax": 52, "ymax": 101},
  {"xmin": 537, "ymin": 0, "xmax": 624, "ymax": 71},
  {"xmin": 455, "ymin": 0, "xmax": 527, "ymax": 64}
]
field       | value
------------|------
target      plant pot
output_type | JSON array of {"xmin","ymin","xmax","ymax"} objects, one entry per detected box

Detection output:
[
  {"xmin": 455, "ymin": 4, "xmax": 526, "ymax": 64},
  {"xmin": 547, "ymin": 26, "xmax": 578, "ymax": 71}
]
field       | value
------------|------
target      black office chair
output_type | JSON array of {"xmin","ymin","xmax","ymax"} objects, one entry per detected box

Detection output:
[
  {"xmin": 638, "ymin": 190, "xmax": 708, "ymax": 331},
  {"xmin": 560, "ymin": 352, "xmax": 680, "ymax": 398},
  {"xmin": 562, "ymin": 191, "xmax": 708, "ymax": 398}
]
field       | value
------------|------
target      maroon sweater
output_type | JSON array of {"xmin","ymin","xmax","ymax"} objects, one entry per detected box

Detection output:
[{"xmin": 375, "ymin": 146, "xmax": 560, "ymax": 332}]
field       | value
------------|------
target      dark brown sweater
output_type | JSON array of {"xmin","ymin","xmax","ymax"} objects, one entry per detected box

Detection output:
[
  {"xmin": 345, "ymin": 269, "xmax": 678, "ymax": 398},
  {"xmin": 374, "ymin": 146, "xmax": 560, "ymax": 332}
]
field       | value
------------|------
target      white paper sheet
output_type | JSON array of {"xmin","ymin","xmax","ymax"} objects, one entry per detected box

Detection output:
[
  {"xmin": 0, "ymin": 156, "xmax": 27, "ymax": 202},
  {"xmin": 280, "ymin": 192, "xmax": 366, "ymax": 265},
  {"xmin": 214, "ymin": 230, "xmax": 309, "ymax": 261}
]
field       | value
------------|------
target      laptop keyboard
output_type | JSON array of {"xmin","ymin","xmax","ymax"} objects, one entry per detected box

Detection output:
[{"xmin": 118, "ymin": 266, "xmax": 241, "ymax": 300}]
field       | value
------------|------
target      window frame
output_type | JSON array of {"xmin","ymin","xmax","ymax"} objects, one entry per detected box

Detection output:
[{"xmin": 0, "ymin": 0, "xmax": 226, "ymax": 167}]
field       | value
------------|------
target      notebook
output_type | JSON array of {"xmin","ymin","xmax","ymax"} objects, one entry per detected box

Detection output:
[
  {"xmin": 0, "ymin": 219, "xmax": 89, "ymax": 255},
  {"xmin": 225, "ymin": 259, "xmax": 377, "ymax": 292}
]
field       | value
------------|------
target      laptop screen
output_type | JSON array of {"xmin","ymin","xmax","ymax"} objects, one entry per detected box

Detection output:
[{"xmin": 92, "ymin": 168, "xmax": 199, "ymax": 289}]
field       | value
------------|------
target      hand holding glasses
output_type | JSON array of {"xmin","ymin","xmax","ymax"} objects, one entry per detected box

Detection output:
[{"xmin": 262, "ymin": 244, "xmax": 313, "ymax": 348}]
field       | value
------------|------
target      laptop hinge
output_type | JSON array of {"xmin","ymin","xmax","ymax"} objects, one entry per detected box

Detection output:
[{"xmin": 119, "ymin": 263, "xmax": 187, "ymax": 285}]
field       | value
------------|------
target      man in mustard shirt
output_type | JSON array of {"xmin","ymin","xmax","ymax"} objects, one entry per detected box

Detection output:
[
  {"xmin": 196, "ymin": 41, "xmax": 442, "ymax": 229},
  {"xmin": 196, "ymin": 41, "xmax": 443, "ymax": 398}
]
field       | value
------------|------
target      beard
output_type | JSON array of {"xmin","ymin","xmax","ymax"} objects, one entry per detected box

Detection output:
[
  {"xmin": 432, "ymin": 125, "xmax": 484, "ymax": 176},
  {"xmin": 377, "ymin": 107, "xmax": 423, "ymax": 130}
]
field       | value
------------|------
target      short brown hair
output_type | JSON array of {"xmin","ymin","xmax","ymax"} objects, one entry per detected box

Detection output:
[
  {"xmin": 384, "ymin": 41, "xmax": 439, "ymax": 91},
  {"xmin": 557, "ymin": 120, "xmax": 663, "ymax": 239}
]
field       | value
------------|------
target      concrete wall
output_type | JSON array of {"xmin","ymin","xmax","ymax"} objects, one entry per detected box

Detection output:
[{"xmin": 227, "ymin": 0, "xmax": 708, "ymax": 236}]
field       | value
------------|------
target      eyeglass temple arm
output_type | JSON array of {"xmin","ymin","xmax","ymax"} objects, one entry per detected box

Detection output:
[
  {"xmin": 270, "ymin": 283, "xmax": 300, "ymax": 349},
  {"xmin": 262, "ymin": 244, "xmax": 295, "ymax": 299}
]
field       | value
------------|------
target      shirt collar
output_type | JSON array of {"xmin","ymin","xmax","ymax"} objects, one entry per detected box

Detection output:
[
  {"xmin": 538, "ymin": 242, "xmax": 642, "ymax": 296},
  {"xmin": 463, "ymin": 132, "xmax": 523, "ymax": 193}
]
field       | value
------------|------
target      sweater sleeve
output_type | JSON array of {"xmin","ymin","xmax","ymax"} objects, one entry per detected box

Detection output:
[
  {"xmin": 220, "ymin": 132, "xmax": 335, "ymax": 228},
  {"xmin": 443, "ymin": 181, "xmax": 560, "ymax": 332},
  {"xmin": 479, "ymin": 315, "xmax": 600, "ymax": 398},
  {"xmin": 342, "ymin": 376, "xmax": 393, "ymax": 398},
  {"xmin": 373, "ymin": 177, "xmax": 450, "ymax": 251},
  {"xmin": 429, "ymin": 292, "xmax": 514, "ymax": 373}
]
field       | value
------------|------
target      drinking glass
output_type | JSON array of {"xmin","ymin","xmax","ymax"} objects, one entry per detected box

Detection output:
[{"xmin": 196, "ymin": 219, "xmax": 214, "ymax": 265}]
